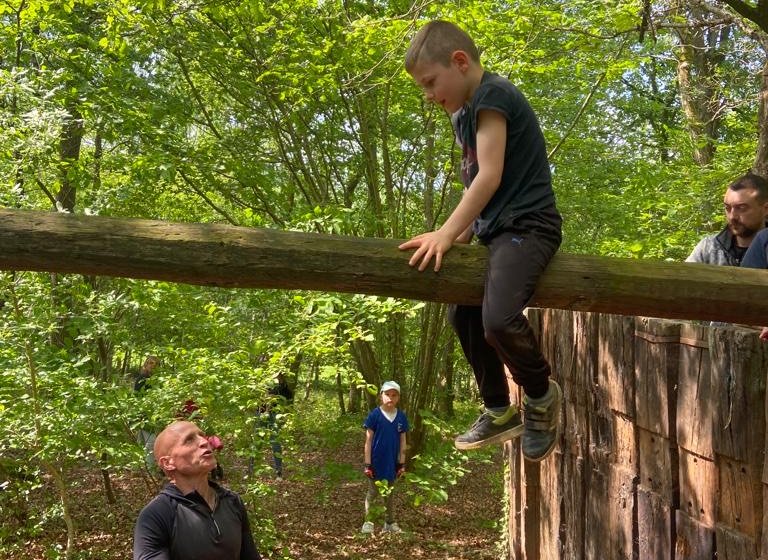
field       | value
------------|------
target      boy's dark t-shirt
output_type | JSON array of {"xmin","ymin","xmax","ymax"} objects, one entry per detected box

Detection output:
[{"xmin": 454, "ymin": 71, "xmax": 558, "ymax": 241}]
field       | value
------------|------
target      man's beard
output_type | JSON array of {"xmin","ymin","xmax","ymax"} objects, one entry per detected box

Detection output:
[{"xmin": 729, "ymin": 221, "xmax": 759, "ymax": 239}]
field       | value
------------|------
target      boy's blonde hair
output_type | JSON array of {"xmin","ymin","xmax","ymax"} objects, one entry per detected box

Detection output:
[{"xmin": 405, "ymin": 20, "xmax": 480, "ymax": 72}]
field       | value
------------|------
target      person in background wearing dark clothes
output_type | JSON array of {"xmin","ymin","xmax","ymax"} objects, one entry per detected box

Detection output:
[
  {"xmin": 134, "ymin": 356, "xmax": 160, "ymax": 468},
  {"xmin": 134, "ymin": 355, "xmax": 160, "ymax": 392},
  {"xmin": 255, "ymin": 372, "xmax": 294, "ymax": 479},
  {"xmin": 133, "ymin": 420, "xmax": 261, "ymax": 560}
]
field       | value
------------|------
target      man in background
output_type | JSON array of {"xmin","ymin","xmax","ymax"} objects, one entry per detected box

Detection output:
[{"xmin": 686, "ymin": 173, "xmax": 768, "ymax": 265}]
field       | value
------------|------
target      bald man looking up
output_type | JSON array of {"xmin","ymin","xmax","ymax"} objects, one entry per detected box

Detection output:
[{"xmin": 133, "ymin": 421, "xmax": 261, "ymax": 560}]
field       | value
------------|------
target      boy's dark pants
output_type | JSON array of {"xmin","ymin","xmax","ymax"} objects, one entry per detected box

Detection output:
[{"xmin": 448, "ymin": 216, "xmax": 561, "ymax": 407}]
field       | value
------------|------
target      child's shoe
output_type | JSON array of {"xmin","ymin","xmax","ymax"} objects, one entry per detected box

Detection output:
[
  {"xmin": 383, "ymin": 522, "xmax": 402, "ymax": 533},
  {"xmin": 522, "ymin": 379, "xmax": 562, "ymax": 462},
  {"xmin": 454, "ymin": 405, "xmax": 523, "ymax": 450},
  {"xmin": 360, "ymin": 521, "xmax": 374, "ymax": 534}
]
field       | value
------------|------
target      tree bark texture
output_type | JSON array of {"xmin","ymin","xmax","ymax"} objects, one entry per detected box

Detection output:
[{"xmin": 1, "ymin": 209, "xmax": 767, "ymax": 325}]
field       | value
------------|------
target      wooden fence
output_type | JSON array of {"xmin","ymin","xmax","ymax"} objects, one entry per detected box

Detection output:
[{"xmin": 505, "ymin": 309, "xmax": 768, "ymax": 559}]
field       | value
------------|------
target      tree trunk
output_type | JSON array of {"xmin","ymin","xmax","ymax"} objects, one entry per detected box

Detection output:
[
  {"xmin": 347, "ymin": 384, "xmax": 360, "ymax": 414},
  {"xmin": 438, "ymin": 335, "xmax": 456, "ymax": 418},
  {"xmin": 100, "ymin": 453, "xmax": 116, "ymax": 505},
  {"xmin": 335, "ymin": 367, "xmax": 345, "ymax": 415},
  {"xmin": 673, "ymin": 2, "xmax": 726, "ymax": 166},
  {"xmin": 55, "ymin": 104, "xmax": 84, "ymax": 212},
  {"xmin": 350, "ymin": 339, "xmax": 380, "ymax": 411},
  {"xmin": 1, "ymin": 209, "xmax": 766, "ymax": 325},
  {"xmin": 755, "ymin": 58, "xmax": 768, "ymax": 177},
  {"xmin": 404, "ymin": 302, "xmax": 449, "ymax": 459}
]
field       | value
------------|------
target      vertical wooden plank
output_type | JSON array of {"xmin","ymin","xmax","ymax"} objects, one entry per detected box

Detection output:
[
  {"xmin": 761, "ymin": 485, "xmax": 768, "ymax": 559},
  {"xmin": 590, "ymin": 398, "xmax": 636, "ymax": 470},
  {"xmin": 677, "ymin": 323, "xmax": 714, "ymax": 459},
  {"xmin": 638, "ymin": 484, "xmax": 673, "ymax": 560},
  {"xmin": 634, "ymin": 318, "xmax": 679, "ymax": 558},
  {"xmin": 674, "ymin": 511, "xmax": 714, "ymax": 559},
  {"xmin": 715, "ymin": 524, "xmax": 757, "ymax": 560},
  {"xmin": 571, "ymin": 311, "xmax": 597, "ymax": 408},
  {"xmin": 638, "ymin": 428, "xmax": 674, "ymax": 496},
  {"xmin": 533, "ymin": 309, "xmax": 592, "ymax": 559},
  {"xmin": 585, "ymin": 463, "xmax": 635, "ymax": 559},
  {"xmin": 524, "ymin": 458, "xmax": 542, "ymax": 560},
  {"xmin": 559, "ymin": 402, "xmax": 587, "ymax": 560},
  {"xmin": 711, "ymin": 327, "xmax": 766, "ymax": 464},
  {"xmin": 711, "ymin": 327, "xmax": 765, "ymax": 550},
  {"xmin": 597, "ymin": 313, "xmax": 635, "ymax": 418},
  {"xmin": 541, "ymin": 308, "xmax": 584, "ymax": 404},
  {"xmin": 634, "ymin": 317, "xmax": 680, "ymax": 437},
  {"xmin": 526, "ymin": 307, "xmax": 542, "ymax": 339},
  {"xmin": 538, "ymin": 451, "xmax": 564, "ymax": 560},
  {"xmin": 588, "ymin": 312, "xmax": 637, "ymax": 559},
  {"xmin": 678, "ymin": 449, "xmax": 716, "ymax": 527},
  {"xmin": 717, "ymin": 457, "xmax": 761, "ymax": 541},
  {"xmin": 505, "ymin": 439, "xmax": 524, "ymax": 560}
]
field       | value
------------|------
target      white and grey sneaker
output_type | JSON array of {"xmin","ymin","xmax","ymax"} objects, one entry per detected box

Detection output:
[{"xmin": 383, "ymin": 522, "xmax": 402, "ymax": 533}]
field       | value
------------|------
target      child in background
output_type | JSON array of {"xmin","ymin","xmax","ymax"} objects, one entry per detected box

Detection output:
[{"xmin": 361, "ymin": 381, "xmax": 409, "ymax": 534}]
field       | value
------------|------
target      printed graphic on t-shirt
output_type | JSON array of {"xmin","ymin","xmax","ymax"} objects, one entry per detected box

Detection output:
[{"xmin": 461, "ymin": 144, "xmax": 477, "ymax": 188}]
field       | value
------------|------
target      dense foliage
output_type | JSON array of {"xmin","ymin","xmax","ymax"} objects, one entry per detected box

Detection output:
[{"xmin": 2, "ymin": 0, "xmax": 768, "ymax": 557}]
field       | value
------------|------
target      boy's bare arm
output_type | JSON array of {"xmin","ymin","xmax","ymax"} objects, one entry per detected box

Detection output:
[
  {"xmin": 399, "ymin": 109, "xmax": 506, "ymax": 272},
  {"xmin": 454, "ymin": 223, "xmax": 474, "ymax": 244}
]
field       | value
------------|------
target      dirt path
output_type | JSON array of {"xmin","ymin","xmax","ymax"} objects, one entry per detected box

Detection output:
[
  {"xmin": 0, "ymin": 430, "xmax": 505, "ymax": 560},
  {"xmin": 257, "ymin": 435, "xmax": 505, "ymax": 560}
]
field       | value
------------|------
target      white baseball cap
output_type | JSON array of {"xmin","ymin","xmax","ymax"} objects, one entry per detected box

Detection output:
[{"xmin": 380, "ymin": 381, "xmax": 401, "ymax": 394}]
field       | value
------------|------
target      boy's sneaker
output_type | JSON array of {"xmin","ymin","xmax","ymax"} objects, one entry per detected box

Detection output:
[
  {"xmin": 454, "ymin": 405, "xmax": 524, "ymax": 450},
  {"xmin": 522, "ymin": 379, "xmax": 562, "ymax": 462},
  {"xmin": 360, "ymin": 521, "xmax": 374, "ymax": 534},
  {"xmin": 383, "ymin": 522, "xmax": 402, "ymax": 533}
]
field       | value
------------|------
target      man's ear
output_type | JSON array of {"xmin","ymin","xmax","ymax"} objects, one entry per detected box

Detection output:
[{"xmin": 158, "ymin": 455, "xmax": 175, "ymax": 472}]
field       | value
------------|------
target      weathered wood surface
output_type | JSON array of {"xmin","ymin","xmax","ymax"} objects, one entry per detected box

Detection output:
[
  {"xmin": 1, "ymin": 209, "xmax": 768, "ymax": 324},
  {"xmin": 510, "ymin": 310, "xmax": 768, "ymax": 559}
]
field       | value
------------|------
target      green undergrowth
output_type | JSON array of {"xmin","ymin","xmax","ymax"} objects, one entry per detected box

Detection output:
[{"xmin": 285, "ymin": 386, "xmax": 502, "ymax": 508}]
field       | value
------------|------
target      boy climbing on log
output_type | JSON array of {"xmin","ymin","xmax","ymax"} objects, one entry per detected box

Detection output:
[{"xmin": 400, "ymin": 20, "xmax": 562, "ymax": 461}]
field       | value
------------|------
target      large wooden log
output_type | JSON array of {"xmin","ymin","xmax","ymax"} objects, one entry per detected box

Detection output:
[{"xmin": 0, "ymin": 208, "xmax": 766, "ymax": 324}]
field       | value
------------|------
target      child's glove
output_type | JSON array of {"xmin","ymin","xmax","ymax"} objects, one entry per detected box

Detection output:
[
  {"xmin": 364, "ymin": 464, "xmax": 375, "ymax": 479},
  {"xmin": 396, "ymin": 463, "xmax": 405, "ymax": 478}
]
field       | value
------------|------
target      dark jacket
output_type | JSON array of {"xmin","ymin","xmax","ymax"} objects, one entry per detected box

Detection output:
[{"xmin": 133, "ymin": 481, "xmax": 261, "ymax": 560}]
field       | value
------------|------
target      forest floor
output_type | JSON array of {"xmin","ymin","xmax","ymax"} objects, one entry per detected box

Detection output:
[{"xmin": 1, "ymin": 408, "xmax": 506, "ymax": 560}]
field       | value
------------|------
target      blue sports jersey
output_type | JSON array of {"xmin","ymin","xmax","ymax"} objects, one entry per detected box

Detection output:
[{"xmin": 363, "ymin": 407, "xmax": 409, "ymax": 482}]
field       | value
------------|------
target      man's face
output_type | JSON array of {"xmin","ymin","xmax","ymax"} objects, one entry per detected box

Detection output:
[
  {"xmin": 723, "ymin": 187, "xmax": 768, "ymax": 244},
  {"xmin": 160, "ymin": 422, "xmax": 216, "ymax": 476}
]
